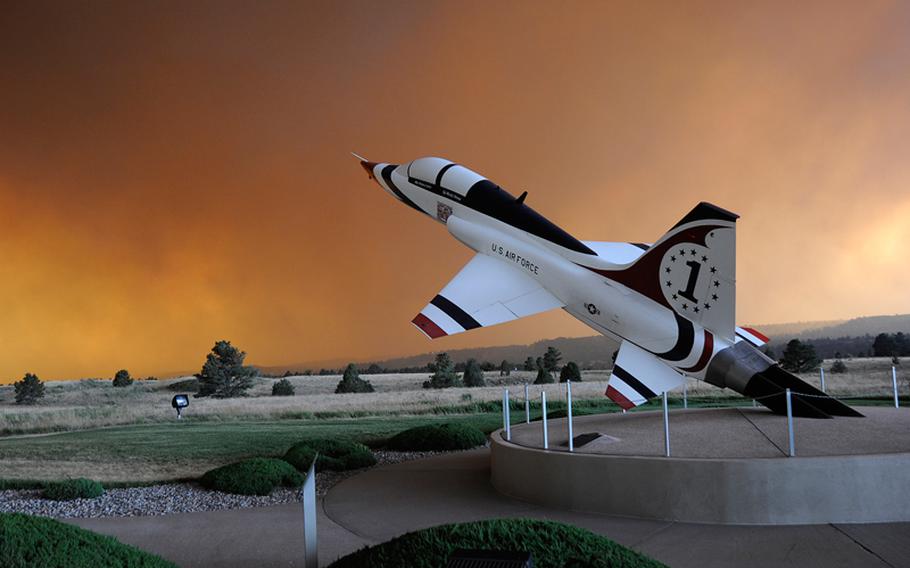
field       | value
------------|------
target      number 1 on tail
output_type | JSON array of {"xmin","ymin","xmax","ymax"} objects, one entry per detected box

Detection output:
[{"xmin": 679, "ymin": 261, "xmax": 701, "ymax": 302}]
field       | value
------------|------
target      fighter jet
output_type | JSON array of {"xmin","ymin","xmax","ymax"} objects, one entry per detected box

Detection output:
[{"xmin": 356, "ymin": 154, "xmax": 861, "ymax": 418}]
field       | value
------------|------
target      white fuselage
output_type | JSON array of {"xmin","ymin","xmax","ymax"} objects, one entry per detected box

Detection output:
[{"xmin": 375, "ymin": 160, "xmax": 731, "ymax": 380}]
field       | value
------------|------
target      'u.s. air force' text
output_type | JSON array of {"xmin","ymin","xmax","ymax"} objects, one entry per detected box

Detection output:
[{"xmin": 491, "ymin": 243, "xmax": 540, "ymax": 275}]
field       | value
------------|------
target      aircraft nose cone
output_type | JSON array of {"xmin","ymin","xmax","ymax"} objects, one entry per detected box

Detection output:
[{"xmin": 360, "ymin": 159, "xmax": 378, "ymax": 179}]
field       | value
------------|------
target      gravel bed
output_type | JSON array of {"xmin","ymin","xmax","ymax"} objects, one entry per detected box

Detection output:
[{"xmin": 0, "ymin": 450, "xmax": 443, "ymax": 519}]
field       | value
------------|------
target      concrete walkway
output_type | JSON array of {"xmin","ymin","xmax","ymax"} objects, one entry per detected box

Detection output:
[
  {"xmin": 70, "ymin": 449, "xmax": 910, "ymax": 567},
  {"xmin": 506, "ymin": 407, "xmax": 910, "ymax": 458}
]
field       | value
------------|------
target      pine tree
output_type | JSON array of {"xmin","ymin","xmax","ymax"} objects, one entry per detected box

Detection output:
[
  {"xmin": 499, "ymin": 360, "xmax": 511, "ymax": 376},
  {"xmin": 14, "ymin": 373, "xmax": 45, "ymax": 405},
  {"xmin": 523, "ymin": 357, "xmax": 536, "ymax": 372},
  {"xmin": 423, "ymin": 353, "xmax": 461, "ymax": 389},
  {"xmin": 543, "ymin": 346, "xmax": 562, "ymax": 373},
  {"xmin": 463, "ymin": 358, "xmax": 485, "ymax": 387},
  {"xmin": 335, "ymin": 363, "xmax": 375, "ymax": 393},
  {"xmin": 559, "ymin": 361, "xmax": 581, "ymax": 382},
  {"xmin": 779, "ymin": 339, "xmax": 822, "ymax": 373},
  {"xmin": 112, "ymin": 369, "xmax": 133, "ymax": 387},
  {"xmin": 196, "ymin": 340, "xmax": 257, "ymax": 398}
]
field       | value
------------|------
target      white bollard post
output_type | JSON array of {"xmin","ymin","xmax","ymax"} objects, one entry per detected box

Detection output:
[
  {"xmin": 752, "ymin": 399, "xmax": 757, "ymax": 408},
  {"xmin": 663, "ymin": 391, "xmax": 670, "ymax": 457},
  {"xmin": 786, "ymin": 388, "xmax": 795, "ymax": 457},
  {"xmin": 524, "ymin": 384, "xmax": 530, "ymax": 423},
  {"xmin": 820, "ymin": 368, "xmax": 826, "ymax": 393},
  {"xmin": 541, "ymin": 391, "xmax": 548, "ymax": 450},
  {"xmin": 503, "ymin": 389, "xmax": 511, "ymax": 441},
  {"xmin": 893, "ymin": 367, "xmax": 900, "ymax": 409},
  {"xmin": 567, "ymin": 381, "xmax": 574, "ymax": 453},
  {"xmin": 683, "ymin": 381, "xmax": 688, "ymax": 409},
  {"xmin": 301, "ymin": 457, "xmax": 318, "ymax": 568}
]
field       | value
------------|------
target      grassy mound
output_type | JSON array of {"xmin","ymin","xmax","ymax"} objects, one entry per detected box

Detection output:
[
  {"xmin": 283, "ymin": 439, "xmax": 377, "ymax": 472},
  {"xmin": 200, "ymin": 458, "xmax": 303, "ymax": 496},
  {"xmin": 387, "ymin": 423, "xmax": 486, "ymax": 451},
  {"xmin": 42, "ymin": 478, "xmax": 104, "ymax": 501},
  {"xmin": 328, "ymin": 518, "xmax": 666, "ymax": 568},
  {"xmin": 0, "ymin": 513, "xmax": 177, "ymax": 568}
]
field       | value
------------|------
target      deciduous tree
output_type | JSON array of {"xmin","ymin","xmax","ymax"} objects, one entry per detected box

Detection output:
[{"xmin": 559, "ymin": 361, "xmax": 581, "ymax": 383}]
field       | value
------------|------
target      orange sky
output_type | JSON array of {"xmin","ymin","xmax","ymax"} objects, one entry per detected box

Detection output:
[{"xmin": 1, "ymin": 1, "xmax": 909, "ymax": 381}]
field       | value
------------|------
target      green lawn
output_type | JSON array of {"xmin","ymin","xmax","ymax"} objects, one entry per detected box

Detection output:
[
  {"xmin": 0, "ymin": 413, "xmax": 507, "ymax": 484},
  {"xmin": 0, "ymin": 395, "xmax": 887, "ymax": 485}
]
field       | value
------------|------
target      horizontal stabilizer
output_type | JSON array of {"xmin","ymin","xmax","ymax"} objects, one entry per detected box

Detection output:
[
  {"xmin": 412, "ymin": 253, "xmax": 563, "ymax": 339},
  {"xmin": 745, "ymin": 365, "xmax": 864, "ymax": 418},
  {"xmin": 736, "ymin": 326, "xmax": 769, "ymax": 347},
  {"xmin": 606, "ymin": 341, "xmax": 685, "ymax": 409}
]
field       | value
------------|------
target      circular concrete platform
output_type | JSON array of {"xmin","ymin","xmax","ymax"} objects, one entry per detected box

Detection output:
[{"xmin": 491, "ymin": 407, "xmax": 910, "ymax": 524}]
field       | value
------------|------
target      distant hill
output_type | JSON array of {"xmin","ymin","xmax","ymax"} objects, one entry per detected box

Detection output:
[
  {"xmin": 743, "ymin": 319, "xmax": 846, "ymax": 339},
  {"xmin": 791, "ymin": 315, "xmax": 910, "ymax": 340},
  {"xmin": 369, "ymin": 335, "xmax": 621, "ymax": 371},
  {"xmin": 262, "ymin": 313, "xmax": 910, "ymax": 373}
]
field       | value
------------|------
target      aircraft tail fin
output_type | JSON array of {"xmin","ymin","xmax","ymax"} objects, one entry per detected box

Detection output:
[{"xmin": 602, "ymin": 202, "xmax": 739, "ymax": 341}]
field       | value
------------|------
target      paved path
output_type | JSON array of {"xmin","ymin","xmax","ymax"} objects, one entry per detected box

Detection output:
[{"xmin": 70, "ymin": 449, "xmax": 910, "ymax": 567}]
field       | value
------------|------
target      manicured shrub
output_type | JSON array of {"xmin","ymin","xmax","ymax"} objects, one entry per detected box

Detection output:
[
  {"xmin": 387, "ymin": 423, "xmax": 486, "ymax": 451},
  {"xmin": 328, "ymin": 518, "xmax": 666, "ymax": 568},
  {"xmin": 200, "ymin": 458, "xmax": 303, "ymax": 496},
  {"xmin": 42, "ymin": 478, "xmax": 104, "ymax": 501},
  {"xmin": 112, "ymin": 369, "xmax": 133, "ymax": 387},
  {"xmin": 335, "ymin": 363, "xmax": 375, "ymax": 393},
  {"xmin": 13, "ymin": 373, "xmax": 44, "ymax": 405},
  {"xmin": 272, "ymin": 378, "xmax": 295, "ymax": 396},
  {"xmin": 0, "ymin": 513, "xmax": 178, "ymax": 568},
  {"xmin": 283, "ymin": 439, "xmax": 376, "ymax": 472}
]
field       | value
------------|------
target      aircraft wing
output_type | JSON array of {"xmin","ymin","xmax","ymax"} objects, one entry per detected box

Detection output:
[
  {"xmin": 412, "ymin": 253, "xmax": 564, "ymax": 339},
  {"xmin": 606, "ymin": 340, "xmax": 686, "ymax": 409},
  {"xmin": 582, "ymin": 241, "xmax": 651, "ymax": 264}
]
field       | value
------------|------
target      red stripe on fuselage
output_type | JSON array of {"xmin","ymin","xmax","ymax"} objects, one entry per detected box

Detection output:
[
  {"xmin": 681, "ymin": 330, "xmax": 714, "ymax": 373},
  {"xmin": 412, "ymin": 313, "xmax": 447, "ymax": 339},
  {"xmin": 606, "ymin": 385, "xmax": 636, "ymax": 410}
]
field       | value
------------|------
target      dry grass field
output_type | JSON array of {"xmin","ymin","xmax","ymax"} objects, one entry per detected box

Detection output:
[
  {"xmin": 0, "ymin": 358, "xmax": 905, "ymax": 482},
  {"xmin": 0, "ymin": 358, "xmax": 905, "ymax": 437}
]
